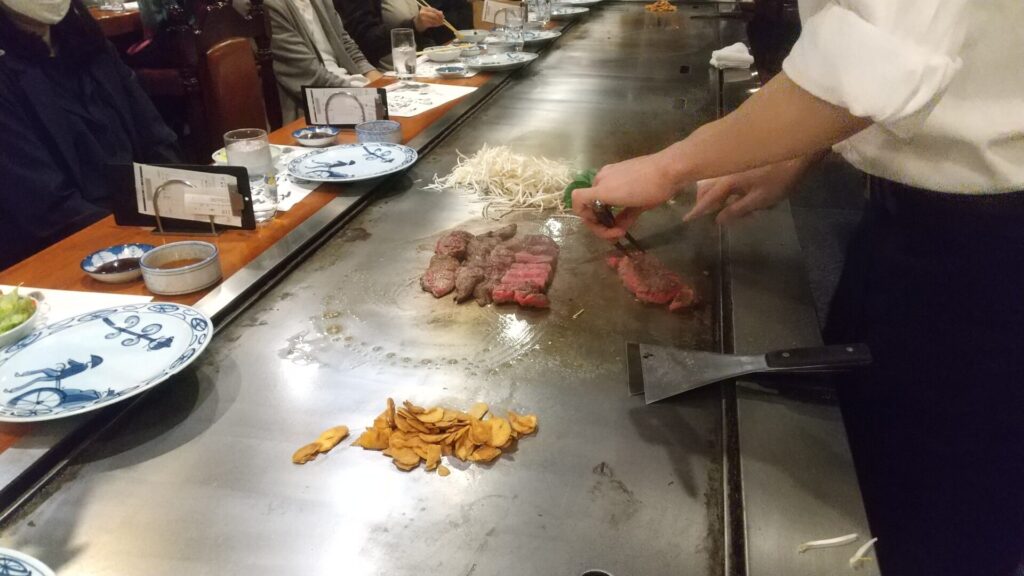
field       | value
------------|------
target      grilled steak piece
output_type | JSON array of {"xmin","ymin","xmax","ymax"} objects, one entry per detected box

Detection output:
[
  {"xmin": 454, "ymin": 265, "xmax": 486, "ymax": 302},
  {"xmin": 489, "ymin": 235, "xmax": 560, "ymax": 309},
  {"xmin": 421, "ymin": 254, "xmax": 461, "ymax": 298},
  {"xmin": 423, "ymin": 224, "xmax": 558, "ymax": 308},
  {"xmin": 607, "ymin": 252, "xmax": 697, "ymax": 311},
  {"xmin": 435, "ymin": 230, "xmax": 475, "ymax": 259}
]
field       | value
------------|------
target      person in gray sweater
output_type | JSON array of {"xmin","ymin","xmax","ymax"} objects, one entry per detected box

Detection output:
[{"xmin": 264, "ymin": 0, "xmax": 382, "ymax": 122}]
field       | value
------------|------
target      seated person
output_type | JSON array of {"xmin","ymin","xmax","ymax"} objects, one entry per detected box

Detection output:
[
  {"xmin": 0, "ymin": 0, "xmax": 180, "ymax": 271},
  {"xmin": 333, "ymin": 0, "xmax": 447, "ymax": 68},
  {"xmin": 264, "ymin": 0, "xmax": 383, "ymax": 122},
  {"xmin": 422, "ymin": 0, "xmax": 471, "ymax": 37}
]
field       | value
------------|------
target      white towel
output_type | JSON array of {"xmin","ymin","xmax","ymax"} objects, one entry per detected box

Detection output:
[{"xmin": 710, "ymin": 42, "xmax": 754, "ymax": 69}]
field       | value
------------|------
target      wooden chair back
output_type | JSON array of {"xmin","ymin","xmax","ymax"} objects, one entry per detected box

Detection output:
[
  {"xmin": 203, "ymin": 37, "xmax": 269, "ymax": 141},
  {"xmin": 139, "ymin": 0, "xmax": 282, "ymax": 162}
]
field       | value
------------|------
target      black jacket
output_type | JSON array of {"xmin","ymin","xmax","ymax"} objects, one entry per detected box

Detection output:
[
  {"xmin": 333, "ymin": 0, "xmax": 440, "ymax": 67},
  {"xmin": 0, "ymin": 9, "xmax": 178, "ymax": 270}
]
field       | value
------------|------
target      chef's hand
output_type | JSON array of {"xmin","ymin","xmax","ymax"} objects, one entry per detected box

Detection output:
[
  {"xmin": 571, "ymin": 150, "xmax": 685, "ymax": 240},
  {"xmin": 683, "ymin": 156, "xmax": 816, "ymax": 225},
  {"xmin": 414, "ymin": 7, "xmax": 445, "ymax": 31}
]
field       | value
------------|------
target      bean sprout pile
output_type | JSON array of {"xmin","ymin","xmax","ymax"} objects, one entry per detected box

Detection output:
[{"xmin": 426, "ymin": 145, "xmax": 575, "ymax": 219}]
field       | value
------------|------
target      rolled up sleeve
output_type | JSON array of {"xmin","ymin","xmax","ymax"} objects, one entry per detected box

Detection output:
[{"xmin": 783, "ymin": 0, "xmax": 968, "ymax": 134}]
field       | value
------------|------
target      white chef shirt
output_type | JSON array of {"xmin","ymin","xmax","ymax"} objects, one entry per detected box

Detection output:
[
  {"xmin": 783, "ymin": 0, "xmax": 1024, "ymax": 193},
  {"xmin": 290, "ymin": 0, "xmax": 368, "ymax": 86}
]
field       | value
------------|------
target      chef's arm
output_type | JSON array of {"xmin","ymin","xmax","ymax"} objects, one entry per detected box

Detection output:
[
  {"xmin": 572, "ymin": 71, "xmax": 870, "ymax": 228},
  {"xmin": 665, "ymin": 72, "xmax": 870, "ymax": 184}
]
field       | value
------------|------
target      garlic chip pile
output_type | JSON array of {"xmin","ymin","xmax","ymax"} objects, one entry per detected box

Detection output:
[
  {"xmin": 353, "ymin": 399, "xmax": 538, "ymax": 474},
  {"xmin": 644, "ymin": 0, "xmax": 676, "ymax": 12},
  {"xmin": 292, "ymin": 425, "xmax": 350, "ymax": 464}
]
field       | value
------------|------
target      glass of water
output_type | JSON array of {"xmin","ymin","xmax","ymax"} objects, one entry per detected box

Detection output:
[
  {"xmin": 224, "ymin": 128, "xmax": 277, "ymax": 223},
  {"xmin": 391, "ymin": 28, "xmax": 417, "ymax": 81},
  {"xmin": 497, "ymin": 7, "xmax": 526, "ymax": 52},
  {"xmin": 525, "ymin": 0, "xmax": 550, "ymax": 29}
]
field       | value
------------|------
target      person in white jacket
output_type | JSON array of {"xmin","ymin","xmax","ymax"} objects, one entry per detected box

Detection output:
[{"xmin": 574, "ymin": 2, "xmax": 1024, "ymax": 575}]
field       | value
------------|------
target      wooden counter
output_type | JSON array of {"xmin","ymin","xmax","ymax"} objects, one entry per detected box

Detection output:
[{"xmin": 0, "ymin": 74, "xmax": 492, "ymax": 305}]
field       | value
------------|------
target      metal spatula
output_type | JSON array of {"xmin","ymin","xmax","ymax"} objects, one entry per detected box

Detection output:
[{"xmin": 626, "ymin": 342, "xmax": 872, "ymax": 404}]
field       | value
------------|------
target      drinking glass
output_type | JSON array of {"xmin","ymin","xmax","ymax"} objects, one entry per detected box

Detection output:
[
  {"xmin": 391, "ymin": 28, "xmax": 417, "ymax": 81},
  {"xmin": 496, "ymin": 7, "xmax": 526, "ymax": 52},
  {"xmin": 525, "ymin": 0, "xmax": 550, "ymax": 29},
  {"xmin": 224, "ymin": 128, "xmax": 273, "ymax": 176},
  {"xmin": 101, "ymin": 0, "xmax": 126, "ymax": 11},
  {"xmin": 224, "ymin": 128, "xmax": 276, "ymax": 223}
]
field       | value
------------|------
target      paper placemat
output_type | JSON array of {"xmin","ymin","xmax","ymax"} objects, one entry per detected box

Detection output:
[{"xmin": 384, "ymin": 81, "xmax": 478, "ymax": 118}]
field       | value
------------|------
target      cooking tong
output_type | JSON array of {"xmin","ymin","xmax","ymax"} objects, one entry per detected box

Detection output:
[{"xmin": 592, "ymin": 200, "xmax": 645, "ymax": 253}]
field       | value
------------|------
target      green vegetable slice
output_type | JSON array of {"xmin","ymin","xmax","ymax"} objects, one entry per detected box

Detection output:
[{"xmin": 0, "ymin": 287, "xmax": 36, "ymax": 334}]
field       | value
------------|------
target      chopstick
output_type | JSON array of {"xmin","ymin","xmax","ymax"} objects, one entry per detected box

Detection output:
[{"xmin": 414, "ymin": 0, "xmax": 464, "ymax": 39}]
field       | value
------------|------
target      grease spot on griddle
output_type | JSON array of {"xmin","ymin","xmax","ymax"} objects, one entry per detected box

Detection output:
[{"xmin": 339, "ymin": 227, "xmax": 372, "ymax": 242}]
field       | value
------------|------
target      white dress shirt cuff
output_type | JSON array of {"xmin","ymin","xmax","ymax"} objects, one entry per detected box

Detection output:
[{"xmin": 782, "ymin": 3, "xmax": 962, "ymax": 137}]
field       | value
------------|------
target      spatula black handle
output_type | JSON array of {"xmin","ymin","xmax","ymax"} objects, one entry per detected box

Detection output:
[{"xmin": 764, "ymin": 344, "xmax": 872, "ymax": 371}]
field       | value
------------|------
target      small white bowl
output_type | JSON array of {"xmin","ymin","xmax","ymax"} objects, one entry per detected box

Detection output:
[
  {"xmin": 0, "ymin": 294, "xmax": 39, "ymax": 350},
  {"xmin": 292, "ymin": 126, "xmax": 340, "ymax": 147},
  {"xmin": 457, "ymin": 29, "xmax": 490, "ymax": 43},
  {"xmin": 459, "ymin": 45, "xmax": 481, "ymax": 57},
  {"xmin": 436, "ymin": 65, "xmax": 468, "ymax": 79},
  {"xmin": 80, "ymin": 243, "xmax": 154, "ymax": 284},
  {"xmin": 141, "ymin": 241, "xmax": 223, "ymax": 296},
  {"xmin": 424, "ymin": 46, "xmax": 462, "ymax": 62}
]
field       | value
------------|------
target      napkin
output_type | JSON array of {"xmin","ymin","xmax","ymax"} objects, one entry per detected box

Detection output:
[{"xmin": 710, "ymin": 42, "xmax": 754, "ymax": 69}]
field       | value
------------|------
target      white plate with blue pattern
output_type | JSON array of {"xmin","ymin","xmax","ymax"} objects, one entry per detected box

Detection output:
[
  {"xmin": 551, "ymin": 5, "xmax": 589, "ymax": 18},
  {"xmin": 523, "ymin": 29, "xmax": 562, "ymax": 43},
  {"xmin": 0, "ymin": 303, "xmax": 213, "ymax": 423},
  {"xmin": 0, "ymin": 548, "xmax": 55, "ymax": 576},
  {"xmin": 465, "ymin": 51, "xmax": 539, "ymax": 71},
  {"xmin": 286, "ymin": 143, "xmax": 418, "ymax": 183}
]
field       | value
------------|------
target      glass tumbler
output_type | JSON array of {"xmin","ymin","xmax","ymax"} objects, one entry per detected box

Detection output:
[
  {"xmin": 526, "ymin": 0, "xmax": 550, "ymax": 29},
  {"xmin": 391, "ymin": 28, "xmax": 417, "ymax": 81},
  {"xmin": 497, "ymin": 7, "xmax": 526, "ymax": 52},
  {"xmin": 224, "ymin": 128, "xmax": 276, "ymax": 223}
]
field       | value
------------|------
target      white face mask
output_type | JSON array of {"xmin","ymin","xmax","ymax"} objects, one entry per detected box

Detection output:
[{"xmin": 2, "ymin": 0, "xmax": 71, "ymax": 25}]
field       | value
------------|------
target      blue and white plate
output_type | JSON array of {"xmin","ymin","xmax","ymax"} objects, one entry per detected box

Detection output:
[
  {"xmin": 286, "ymin": 143, "xmax": 418, "ymax": 183},
  {"xmin": 465, "ymin": 52, "xmax": 539, "ymax": 71},
  {"xmin": 0, "ymin": 303, "xmax": 213, "ymax": 422},
  {"xmin": 523, "ymin": 29, "xmax": 562, "ymax": 43},
  {"xmin": 551, "ymin": 5, "xmax": 589, "ymax": 18},
  {"xmin": 0, "ymin": 548, "xmax": 55, "ymax": 576}
]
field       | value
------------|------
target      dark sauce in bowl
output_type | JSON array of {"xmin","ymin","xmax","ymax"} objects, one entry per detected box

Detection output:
[{"xmin": 95, "ymin": 258, "xmax": 141, "ymax": 274}]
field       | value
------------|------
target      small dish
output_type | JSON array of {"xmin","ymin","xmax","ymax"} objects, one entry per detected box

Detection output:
[
  {"xmin": 140, "ymin": 241, "xmax": 223, "ymax": 296},
  {"xmin": 423, "ymin": 46, "xmax": 462, "ymax": 62},
  {"xmin": 292, "ymin": 125, "xmax": 341, "ymax": 147},
  {"xmin": 355, "ymin": 120, "xmax": 403, "ymax": 144},
  {"xmin": 435, "ymin": 65, "xmax": 468, "ymax": 79},
  {"xmin": 80, "ymin": 243, "xmax": 155, "ymax": 284},
  {"xmin": 459, "ymin": 45, "xmax": 481, "ymax": 57},
  {"xmin": 0, "ymin": 292, "xmax": 39, "ymax": 351},
  {"xmin": 457, "ymin": 29, "xmax": 490, "ymax": 43}
]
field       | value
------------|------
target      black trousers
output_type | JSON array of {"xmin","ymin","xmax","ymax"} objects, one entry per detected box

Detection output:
[{"xmin": 824, "ymin": 179, "xmax": 1024, "ymax": 576}]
